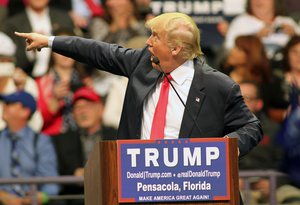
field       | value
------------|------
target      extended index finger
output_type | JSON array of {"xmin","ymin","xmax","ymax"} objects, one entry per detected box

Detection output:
[{"xmin": 14, "ymin": 32, "xmax": 31, "ymax": 39}]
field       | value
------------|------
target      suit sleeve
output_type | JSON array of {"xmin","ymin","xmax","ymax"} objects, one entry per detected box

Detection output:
[
  {"xmin": 224, "ymin": 84, "xmax": 263, "ymax": 158},
  {"xmin": 52, "ymin": 36, "xmax": 147, "ymax": 78}
]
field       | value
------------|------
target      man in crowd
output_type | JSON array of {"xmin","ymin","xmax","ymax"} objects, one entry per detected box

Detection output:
[
  {"xmin": 4, "ymin": 0, "xmax": 74, "ymax": 77},
  {"xmin": 239, "ymin": 81, "xmax": 281, "ymax": 203},
  {"xmin": 0, "ymin": 91, "xmax": 59, "ymax": 205},
  {"xmin": 52, "ymin": 86, "xmax": 115, "ymax": 205},
  {"xmin": 0, "ymin": 31, "xmax": 43, "ymax": 132}
]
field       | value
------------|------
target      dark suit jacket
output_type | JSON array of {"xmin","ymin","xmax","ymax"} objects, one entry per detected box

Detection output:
[
  {"xmin": 52, "ymin": 36, "xmax": 263, "ymax": 158},
  {"xmin": 4, "ymin": 7, "xmax": 74, "ymax": 75},
  {"xmin": 51, "ymin": 128, "xmax": 116, "ymax": 195}
]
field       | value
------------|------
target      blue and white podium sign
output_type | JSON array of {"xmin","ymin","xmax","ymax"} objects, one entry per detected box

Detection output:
[{"xmin": 117, "ymin": 138, "xmax": 231, "ymax": 203}]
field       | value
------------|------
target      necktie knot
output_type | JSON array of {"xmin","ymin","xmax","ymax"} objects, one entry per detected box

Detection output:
[
  {"xmin": 164, "ymin": 73, "xmax": 172, "ymax": 82},
  {"xmin": 9, "ymin": 133, "xmax": 20, "ymax": 142}
]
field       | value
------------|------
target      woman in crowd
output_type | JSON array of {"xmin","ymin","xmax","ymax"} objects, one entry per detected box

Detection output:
[
  {"xmin": 282, "ymin": 36, "xmax": 300, "ymax": 88},
  {"xmin": 222, "ymin": 34, "xmax": 290, "ymax": 124},
  {"xmin": 86, "ymin": 0, "xmax": 150, "ymax": 97},
  {"xmin": 89, "ymin": 0, "xmax": 149, "ymax": 45},
  {"xmin": 223, "ymin": 35, "xmax": 271, "ymax": 84},
  {"xmin": 36, "ymin": 29, "xmax": 84, "ymax": 136},
  {"xmin": 224, "ymin": 0, "xmax": 300, "ymax": 59}
]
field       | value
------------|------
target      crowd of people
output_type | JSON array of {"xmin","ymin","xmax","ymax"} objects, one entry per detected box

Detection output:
[{"xmin": 0, "ymin": 0, "xmax": 300, "ymax": 204}]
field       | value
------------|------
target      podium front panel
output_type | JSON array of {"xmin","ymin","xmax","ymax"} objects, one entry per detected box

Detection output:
[{"xmin": 117, "ymin": 138, "xmax": 232, "ymax": 203}]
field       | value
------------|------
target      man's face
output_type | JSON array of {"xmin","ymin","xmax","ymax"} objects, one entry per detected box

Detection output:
[
  {"xmin": 240, "ymin": 83, "xmax": 262, "ymax": 113},
  {"xmin": 250, "ymin": 0, "xmax": 274, "ymax": 16},
  {"xmin": 73, "ymin": 99, "xmax": 103, "ymax": 130},
  {"xmin": 28, "ymin": 0, "xmax": 49, "ymax": 11},
  {"xmin": 2, "ymin": 102, "xmax": 29, "ymax": 124},
  {"xmin": 288, "ymin": 42, "xmax": 300, "ymax": 72},
  {"xmin": 146, "ymin": 29, "xmax": 173, "ymax": 73}
]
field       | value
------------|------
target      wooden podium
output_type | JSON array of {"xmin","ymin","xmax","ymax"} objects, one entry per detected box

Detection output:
[{"xmin": 84, "ymin": 138, "xmax": 239, "ymax": 205}]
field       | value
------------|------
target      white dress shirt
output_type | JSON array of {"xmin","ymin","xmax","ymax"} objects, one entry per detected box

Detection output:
[
  {"xmin": 26, "ymin": 7, "xmax": 52, "ymax": 77},
  {"xmin": 141, "ymin": 60, "xmax": 195, "ymax": 140}
]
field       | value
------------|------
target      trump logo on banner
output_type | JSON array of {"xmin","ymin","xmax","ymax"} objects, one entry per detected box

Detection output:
[{"xmin": 117, "ymin": 138, "xmax": 231, "ymax": 203}]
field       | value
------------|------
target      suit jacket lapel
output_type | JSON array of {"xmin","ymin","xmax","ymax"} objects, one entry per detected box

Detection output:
[
  {"xmin": 179, "ymin": 59, "xmax": 206, "ymax": 138},
  {"xmin": 134, "ymin": 62, "xmax": 161, "ymax": 135},
  {"xmin": 136, "ymin": 63, "xmax": 161, "ymax": 106},
  {"xmin": 21, "ymin": 12, "xmax": 32, "ymax": 33}
]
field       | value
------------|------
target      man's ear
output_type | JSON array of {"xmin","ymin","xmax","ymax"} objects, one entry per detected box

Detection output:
[
  {"xmin": 171, "ymin": 46, "xmax": 182, "ymax": 56},
  {"xmin": 23, "ymin": 107, "xmax": 32, "ymax": 120},
  {"xmin": 256, "ymin": 99, "xmax": 264, "ymax": 112}
]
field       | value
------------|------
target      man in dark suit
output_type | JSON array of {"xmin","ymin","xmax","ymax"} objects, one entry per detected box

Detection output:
[
  {"xmin": 15, "ymin": 12, "xmax": 262, "ymax": 158},
  {"xmin": 16, "ymin": 12, "xmax": 262, "ymax": 204},
  {"xmin": 4, "ymin": 0, "xmax": 74, "ymax": 77},
  {"xmin": 52, "ymin": 86, "xmax": 116, "ymax": 205}
]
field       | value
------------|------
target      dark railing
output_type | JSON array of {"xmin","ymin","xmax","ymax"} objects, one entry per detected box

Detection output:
[
  {"xmin": 0, "ymin": 176, "xmax": 84, "ymax": 205},
  {"xmin": 0, "ymin": 170, "xmax": 286, "ymax": 205},
  {"xmin": 239, "ymin": 170, "xmax": 286, "ymax": 205}
]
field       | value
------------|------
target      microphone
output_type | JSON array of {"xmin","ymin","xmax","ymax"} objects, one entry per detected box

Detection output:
[
  {"xmin": 152, "ymin": 56, "xmax": 202, "ymax": 135},
  {"xmin": 153, "ymin": 56, "xmax": 186, "ymax": 108},
  {"xmin": 152, "ymin": 56, "xmax": 160, "ymax": 65}
]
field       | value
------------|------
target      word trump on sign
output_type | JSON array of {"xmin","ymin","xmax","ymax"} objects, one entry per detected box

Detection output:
[
  {"xmin": 127, "ymin": 147, "xmax": 220, "ymax": 167},
  {"xmin": 117, "ymin": 138, "xmax": 232, "ymax": 203}
]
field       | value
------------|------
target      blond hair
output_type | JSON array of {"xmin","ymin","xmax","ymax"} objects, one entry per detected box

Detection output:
[{"xmin": 146, "ymin": 12, "xmax": 203, "ymax": 60}]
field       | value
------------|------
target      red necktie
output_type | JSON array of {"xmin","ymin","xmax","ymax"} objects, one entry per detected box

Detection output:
[{"xmin": 150, "ymin": 74, "xmax": 172, "ymax": 139}]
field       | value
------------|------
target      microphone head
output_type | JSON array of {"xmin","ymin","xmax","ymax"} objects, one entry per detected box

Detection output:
[{"xmin": 152, "ymin": 56, "xmax": 160, "ymax": 65}]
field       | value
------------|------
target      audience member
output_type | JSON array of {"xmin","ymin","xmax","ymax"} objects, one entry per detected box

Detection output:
[
  {"xmin": 87, "ymin": 0, "xmax": 150, "ymax": 97},
  {"xmin": 0, "ymin": 91, "xmax": 59, "ymax": 205},
  {"xmin": 36, "ymin": 29, "xmax": 84, "ymax": 136},
  {"xmin": 89, "ymin": 0, "xmax": 149, "ymax": 45},
  {"xmin": 222, "ymin": 35, "xmax": 271, "ymax": 84},
  {"xmin": 275, "ymin": 35, "xmax": 300, "ymax": 189},
  {"xmin": 282, "ymin": 35, "xmax": 300, "ymax": 89},
  {"xmin": 4, "ymin": 0, "xmax": 74, "ymax": 77},
  {"xmin": 221, "ymin": 34, "xmax": 290, "ymax": 123},
  {"xmin": 52, "ymin": 87, "xmax": 116, "ymax": 205},
  {"xmin": 267, "ymin": 35, "xmax": 300, "ymax": 122},
  {"xmin": 224, "ymin": 0, "xmax": 300, "ymax": 59},
  {"xmin": 0, "ymin": 32, "xmax": 43, "ymax": 132},
  {"xmin": 239, "ymin": 81, "xmax": 281, "ymax": 203},
  {"xmin": 70, "ymin": 0, "xmax": 104, "ymax": 34}
]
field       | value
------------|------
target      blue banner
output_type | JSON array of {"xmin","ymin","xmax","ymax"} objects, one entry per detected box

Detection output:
[
  {"xmin": 117, "ymin": 138, "xmax": 230, "ymax": 203},
  {"xmin": 150, "ymin": 0, "xmax": 246, "ymax": 47}
]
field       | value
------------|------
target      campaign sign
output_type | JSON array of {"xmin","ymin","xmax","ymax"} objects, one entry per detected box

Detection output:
[
  {"xmin": 150, "ymin": 0, "xmax": 246, "ymax": 47},
  {"xmin": 117, "ymin": 138, "xmax": 230, "ymax": 203}
]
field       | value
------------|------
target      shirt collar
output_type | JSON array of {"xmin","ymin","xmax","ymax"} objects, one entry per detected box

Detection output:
[
  {"xmin": 170, "ymin": 60, "xmax": 194, "ymax": 86},
  {"xmin": 3, "ymin": 126, "xmax": 30, "ymax": 141},
  {"xmin": 26, "ymin": 7, "xmax": 49, "ymax": 19}
]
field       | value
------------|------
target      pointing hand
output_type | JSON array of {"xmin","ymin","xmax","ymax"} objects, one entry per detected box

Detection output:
[{"xmin": 14, "ymin": 32, "xmax": 49, "ymax": 51}]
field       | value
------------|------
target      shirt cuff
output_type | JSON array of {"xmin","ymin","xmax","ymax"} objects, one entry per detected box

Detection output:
[{"xmin": 48, "ymin": 36, "xmax": 55, "ymax": 48}]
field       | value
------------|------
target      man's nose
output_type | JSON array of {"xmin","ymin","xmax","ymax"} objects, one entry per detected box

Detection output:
[{"xmin": 146, "ymin": 36, "xmax": 152, "ymax": 46}]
